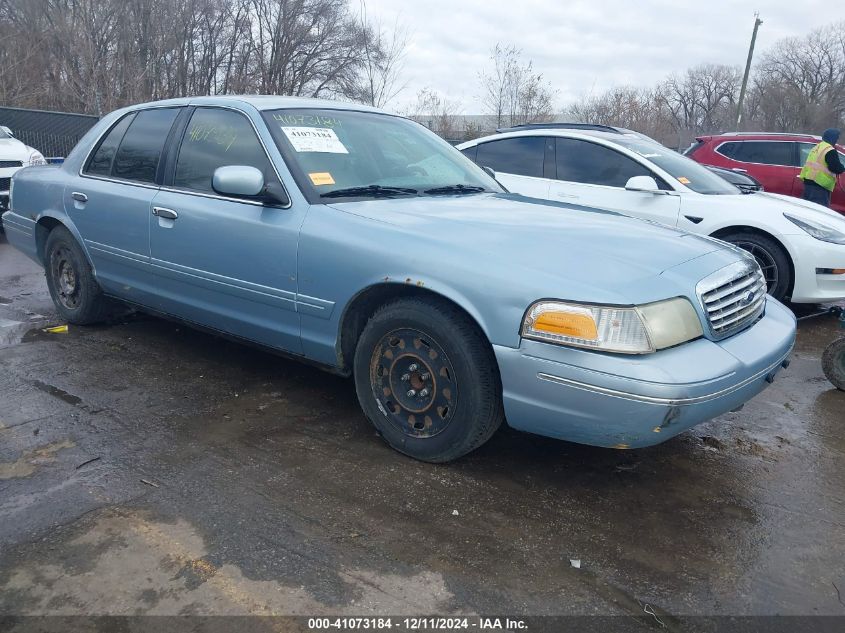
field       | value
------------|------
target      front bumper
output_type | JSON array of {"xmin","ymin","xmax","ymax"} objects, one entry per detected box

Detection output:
[
  {"xmin": 494, "ymin": 298, "xmax": 796, "ymax": 448},
  {"xmin": 786, "ymin": 234, "xmax": 845, "ymax": 303}
]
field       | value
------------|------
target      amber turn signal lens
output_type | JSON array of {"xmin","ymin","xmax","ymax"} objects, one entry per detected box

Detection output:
[{"xmin": 533, "ymin": 311, "xmax": 598, "ymax": 340}]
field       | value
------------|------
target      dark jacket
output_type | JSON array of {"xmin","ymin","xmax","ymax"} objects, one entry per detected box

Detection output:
[{"xmin": 824, "ymin": 147, "xmax": 845, "ymax": 175}]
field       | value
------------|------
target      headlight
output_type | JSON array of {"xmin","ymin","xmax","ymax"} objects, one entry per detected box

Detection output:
[
  {"xmin": 521, "ymin": 297, "xmax": 703, "ymax": 354},
  {"xmin": 784, "ymin": 213, "xmax": 845, "ymax": 245},
  {"xmin": 26, "ymin": 150, "xmax": 47, "ymax": 166}
]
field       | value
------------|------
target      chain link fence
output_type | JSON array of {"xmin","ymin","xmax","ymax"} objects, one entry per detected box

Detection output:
[{"xmin": 0, "ymin": 106, "xmax": 99, "ymax": 159}]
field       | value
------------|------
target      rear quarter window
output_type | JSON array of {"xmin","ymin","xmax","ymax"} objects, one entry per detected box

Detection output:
[
  {"xmin": 84, "ymin": 113, "xmax": 136, "ymax": 176},
  {"xmin": 715, "ymin": 142, "xmax": 740, "ymax": 159}
]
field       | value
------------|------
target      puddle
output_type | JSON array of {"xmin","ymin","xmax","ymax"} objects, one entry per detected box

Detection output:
[
  {"xmin": 0, "ymin": 320, "xmax": 51, "ymax": 349},
  {"xmin": 0, "ymin": 439, "xmax": 76, "ymax": 479}
]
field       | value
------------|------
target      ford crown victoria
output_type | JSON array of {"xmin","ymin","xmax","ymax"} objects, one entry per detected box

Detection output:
[{"xmin": 2, "ymin": 97, "xmax": 796, "ymax": 461}]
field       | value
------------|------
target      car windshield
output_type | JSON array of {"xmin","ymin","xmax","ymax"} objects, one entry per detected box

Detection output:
[
  {"xmin": 263, "ymin": 108, "xmax": 502, "ymax": 202},
  {"xmin": 615, "ymin": 139, "xmax": 740, "ymax": 195},
  {"xmin": 0, "ymin": 127, "xmax": 11, "ymax": 139}
]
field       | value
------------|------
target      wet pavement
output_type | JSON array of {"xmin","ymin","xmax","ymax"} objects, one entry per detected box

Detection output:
[{"xmin": 1, "ymin": 233, "xmax": 844, "ymax": 621}]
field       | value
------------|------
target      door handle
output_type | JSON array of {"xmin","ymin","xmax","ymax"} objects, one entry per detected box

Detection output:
[
  {"xmin": 152, "ymin": 206, "xmax": 178, "ymax": 220},
  {"xmin": 71, "ymin": 191, "xmax": 88, "ymax": 203}
]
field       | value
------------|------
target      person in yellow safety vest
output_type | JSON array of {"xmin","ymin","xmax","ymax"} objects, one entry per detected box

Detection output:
[{"xmin": 799, "ymin": 128, "xmax": 844, "ymax": 207}]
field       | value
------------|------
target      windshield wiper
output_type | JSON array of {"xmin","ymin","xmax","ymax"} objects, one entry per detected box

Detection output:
[
  {"xmin": 320, "ymin": 185, "xmax": 418, "ymax": 199},
  {"xmin": 423, "ymin": 184, "xmax": 487, "ymax": 195}
]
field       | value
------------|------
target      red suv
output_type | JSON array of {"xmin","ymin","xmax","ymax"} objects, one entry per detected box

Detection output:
[{"xmin": 685, "ymin": 132, "xmax": 845, "ymax": 214}]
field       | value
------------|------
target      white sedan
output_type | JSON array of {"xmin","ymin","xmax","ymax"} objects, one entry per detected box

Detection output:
[
  {"xmin": 458, "ymin": 127, "xmax": 845, "ymax": 303},
  {"xmin": 0, "ymin": 125, "xmax": 47, "ymax": 221}
]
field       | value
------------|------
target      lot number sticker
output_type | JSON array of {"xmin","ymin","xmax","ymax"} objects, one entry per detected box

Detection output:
[{"xmin": 282, "ymin": 127, "xmax": 348, "ymax": 154}]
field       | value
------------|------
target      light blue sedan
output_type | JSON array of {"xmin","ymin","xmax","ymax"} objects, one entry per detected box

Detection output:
[{"xmin": 2, "ymin": 97, "xmax": 796, "ymax": 461}]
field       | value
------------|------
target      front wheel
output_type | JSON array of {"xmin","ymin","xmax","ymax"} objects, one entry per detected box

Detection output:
[
  {"xmin": 353, "ymin": 298, "xmax": 504, "ymax": 462},
  {"xmin": 719, "ymin": 232, "xmax": 792, "ymax": 301},
  {"xmin": 822, "ymin": 338, "xmax": 845, "ymax": 391}
]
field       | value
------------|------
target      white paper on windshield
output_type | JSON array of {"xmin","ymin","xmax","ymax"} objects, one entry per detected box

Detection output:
[{"xmin": 281, "ymin": 126, "xmax": 348, "ymax": 154}]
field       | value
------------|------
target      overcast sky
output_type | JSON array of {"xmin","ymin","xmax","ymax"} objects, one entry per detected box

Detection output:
[{"xmin": 364, "ymin": 0, "xmax": 834, "ymax": 114}]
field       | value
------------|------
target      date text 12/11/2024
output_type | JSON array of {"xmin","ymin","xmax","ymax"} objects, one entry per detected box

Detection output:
[{"xmin": 307, "ymin": 617, "xmax": 528, "ymax": 630}]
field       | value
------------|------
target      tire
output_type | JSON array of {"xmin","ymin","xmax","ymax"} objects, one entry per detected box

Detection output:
[
  {"xmin": 44, "ymin": 225, "xmax": 112, "ymax": 324},
  {"xmin": 719, "ymin": 231, "xmax": 792, "ymax": 301},
  {"xmin": 822, "ymin": 338, "xmax": 845, "ymax": 391},
  {"xmin": 353, "ymin": 297, "xmax": 504, "ymax": 462}
]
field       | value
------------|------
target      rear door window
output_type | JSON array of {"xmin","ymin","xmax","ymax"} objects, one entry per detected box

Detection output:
[
  {"xmin": 174, "ymin": 108, "xmax": 273, "ymax": 194},
  {"xmin": 112, "ymin": 108, "xmax": 181, "ymax": 183},
  {"xmin": 475, "ymin": 137, "xmax": 545, "ymax": 178},
  {"xmin": 555, "ymin": 138, "xmax": 654, "ymax": 187},
  {"xmin": 722, "ymin": 141, "xmax": 794, "ymax": 166}
]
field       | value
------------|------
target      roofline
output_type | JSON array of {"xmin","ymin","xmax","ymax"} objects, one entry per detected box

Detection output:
[
  {"xmin": 89, "ymin": 95, "xmax": 398, "ymax": 118},
  {"xmin": 496, "ymin": 122, "xmax": 624, "ymax": 134},
  {"xmin": 715, "ymin": 131, "xmax": 820, "ymax": 139},
  {"xmin": 459, "ymin": 128, "xmax": 651, "ymax": 147}
]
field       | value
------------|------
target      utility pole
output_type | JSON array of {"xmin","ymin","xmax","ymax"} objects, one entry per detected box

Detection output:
[{"xmin": 736, "ymin": 13, "xmax": 763, "ymax": 130}]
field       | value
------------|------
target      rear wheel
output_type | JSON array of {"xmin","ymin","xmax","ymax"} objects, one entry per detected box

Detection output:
[
  {"xmin": 44, "ymin": 226, "xmax": 112, "ymax": 324},
  {"xmin": 822, "ymin": 338, "xmax": 845, "ymax": 391},
  {"xmin": 353, "ymin": 298, "xmax": 504, "ymax": 462},
  {"xmin": 719, "ymin": 232, "xmax": 791, "ymax": 301}
]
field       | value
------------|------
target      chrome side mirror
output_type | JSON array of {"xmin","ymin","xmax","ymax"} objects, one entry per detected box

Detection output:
[{"xmin": 213, "ymin": 165, "xmax": 265, "ymax": 197}]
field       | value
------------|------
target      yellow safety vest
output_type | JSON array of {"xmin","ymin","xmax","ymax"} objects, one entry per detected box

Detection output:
[{"xmin": 799, "ymin": 141, "xmax": 836, "ymax": 192}]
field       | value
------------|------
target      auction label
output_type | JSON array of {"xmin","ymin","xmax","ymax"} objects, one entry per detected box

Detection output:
[{"xmin": 282, "ymin": 126, "xmax": 348, "ymax": 153}]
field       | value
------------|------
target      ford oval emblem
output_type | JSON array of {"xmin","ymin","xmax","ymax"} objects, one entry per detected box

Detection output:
[{"xmin": 741, "ymin": 291, "xmax": 756, "ymax": 306}]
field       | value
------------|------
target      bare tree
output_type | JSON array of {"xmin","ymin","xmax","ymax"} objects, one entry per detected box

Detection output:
[
  {"xmin": 746, "ymin": 22, "xmax": 845, "ymax": 131},
  {"xmin": 479, "ymin": 44, "xmax": 556, "ymax": 128},
  {"xmin": 660, "ymin": 64, "xmax": 740, "ymax": 148},
  {"xmin": 348, "ymin": 1, "xmax": 408, "ymax": 108},
  {"xmin": 568, "ymin": 86, "xmax": 671, "ymax": 139},
  {"xmin": 405, "ymin": 87, "xmax": 463, "ymax": 139},
  {"xmin": 0, "ymin": 0, "xmax": 406, "ymax": 115}
]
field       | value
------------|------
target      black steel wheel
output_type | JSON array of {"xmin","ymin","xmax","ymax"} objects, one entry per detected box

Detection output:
[
  {"xmin": 370, "ymin": 327, "xmax": 457, "ymax": 439},
  {"xmin": 50, "ymin": 244, "xmax": 82, "ymax": 310},
  {"xmin": 822, "ymin": 338, "xmax": 845, "ymax": 391},
  {"xmin": 354, "ymin": 297, "xmax": 504, "ymax": 462},
  {"xmin": 44, "ymin": 225, "xmax": 112, "ymax": 324},
  {"xmin": 719, "ymin": 232, "xmax": 792, "ymax": 301}
]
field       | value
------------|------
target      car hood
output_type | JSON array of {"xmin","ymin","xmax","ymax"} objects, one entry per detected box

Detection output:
[
  {"xmin": 0, "ymin": 137, "xmax": 33, "ymax": 161},
  {"xmin": 694, "ymin": 190, "xmax": 845, "ymax": 229},
  {"xmin": 754, "ymin": 191, "xmax": 845, "ymax": 224},
  {"xmin": 327, "ymin": 193, "xmax": 733, "ymax": 302}
]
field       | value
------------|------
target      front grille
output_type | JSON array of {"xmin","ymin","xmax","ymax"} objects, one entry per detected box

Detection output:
[
  {"xmin": 0, "ymin": 160, "xmax": 22, "ymax": 168},
  {"xmin": 697, "ymin": 260, "xmax": 766, "ymax": 337},
  {"xmin": 0, "ymin": 177, "xmax": 10, "ymax": 192}
]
